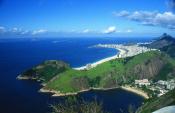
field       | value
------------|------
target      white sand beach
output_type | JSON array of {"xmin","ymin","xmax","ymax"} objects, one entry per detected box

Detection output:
[
  {"xmin": 73, "ymin": 48, "xmax": 123, "ymax": 70},
  {"xmin": 121, "ymin": 86, "xmax": 149, "ymax": 99},
  {"xmin": 74, "ymin": 44, "xmax": 156, "ymax": 70}
]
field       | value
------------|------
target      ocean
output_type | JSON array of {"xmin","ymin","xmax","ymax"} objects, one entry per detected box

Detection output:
[{"xmin": 0, "ymin": 37, "xmax": 152, "ymax": 113}]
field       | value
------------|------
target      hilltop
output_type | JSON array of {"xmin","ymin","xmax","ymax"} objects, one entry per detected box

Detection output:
[
  {"xmin": 147, "ymin": 33, "xmax": 175, "ymax": 58},
  {"xmin": 17, "ymin": 60, "xmax": 70, "ymax": 83}
]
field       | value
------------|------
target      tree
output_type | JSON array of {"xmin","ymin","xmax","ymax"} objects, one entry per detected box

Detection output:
[{"xmin": 50, "ymin": 97, "xmax": 109, "ymax": 113}]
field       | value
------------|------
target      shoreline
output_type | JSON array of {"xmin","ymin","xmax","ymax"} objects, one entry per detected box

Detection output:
[
  {"xmin": 121, "ymin": 86, "xmax": 149, "ymax": 99},
  {"xmin": 73, "ymin": 47, "xmax": 125, "ymax": 70},
  {"xmin": 39, "ymin": 87, "xmax": 119, "ymax": 97},
  {"xmin": 39, "ymin": 86, "xmax": 149, "ymax": 99},
  {"xmin": 73, "ymin": 43, "xmax": 155, "ymax": 70},
  {"xmin": 16, "ymin": 75, "xmax": 36, "ymax": 80}
]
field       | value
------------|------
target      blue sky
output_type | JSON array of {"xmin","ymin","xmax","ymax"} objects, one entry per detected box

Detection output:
[{"xmin": 0, "ymin": 0, "xmax": 175, "ymax": 37}]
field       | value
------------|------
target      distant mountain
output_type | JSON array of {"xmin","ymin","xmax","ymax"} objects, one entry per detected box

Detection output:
[
  {"xmin": 136, "ymin": 88, "xmax": 175, "ymax": 113},
  {"xmin": 148, "ymin": 33, "xmax": 175, "ymax": 57}
]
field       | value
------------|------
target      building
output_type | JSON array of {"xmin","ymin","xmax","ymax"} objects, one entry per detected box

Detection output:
[
  {"xmin": 135, "ymin": 79, "xmax": 150, "ymax": 86},
  {"xmin": 86, "ymin": 64, "xmax": 92, "ymax": 70},
  {"xmin": 157, "ymin": 80, "xmax": 175, "ymax": 90},
  {"xmin": 167, "ymin": 83, "xmax": 175, "ymax": 90},
  {"xmin": 157, "ymin": 80, "xmax": 168, "ymax": 85}
]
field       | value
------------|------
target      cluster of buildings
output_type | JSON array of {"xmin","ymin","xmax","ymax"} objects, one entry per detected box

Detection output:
[
  {"xmin": 135, "ymin": 79, "xmax": 151, "ymax": 86},
  {"xmin": 134, "ymin": 79, "xmax": 175, "ymax": 97},
  {"xmin": 95, "ymin": 44, "xmax": 157, "ymax": 58}
]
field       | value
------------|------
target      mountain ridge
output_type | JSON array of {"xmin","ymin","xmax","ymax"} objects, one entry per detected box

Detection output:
[{"xmin": 147, "ymin": 33, "xmax": 175, "ymax": 58}]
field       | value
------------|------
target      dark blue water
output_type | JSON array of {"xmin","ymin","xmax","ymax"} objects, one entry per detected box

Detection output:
[{"xmin": 0, "ymin": 37, "xmax": 152, "ymax": 113}]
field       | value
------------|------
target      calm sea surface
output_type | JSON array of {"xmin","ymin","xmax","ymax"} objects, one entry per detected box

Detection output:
[{"xmin": 0, "ymin": 37, "xmax": 152, "ymax": 113}]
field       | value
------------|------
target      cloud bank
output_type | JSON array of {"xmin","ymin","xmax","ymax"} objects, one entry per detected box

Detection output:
[
  {"xmin": 115, "ymin": 11, "xmax": 175, "ymax": 29},
  {"xmin": 32, "ymin": 29, "xmax": 47, "ymax": 35},
  {"xmin": 0, "ymin": 26, "xmax": 48, "ymax": 37}
]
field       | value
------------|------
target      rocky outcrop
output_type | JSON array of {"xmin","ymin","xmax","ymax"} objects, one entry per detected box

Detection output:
[
  {"xmin": 71, "ymin": 77, "xmax": 90, "ymax": 90},
  {"xmin": 132, "ymin": 57, "xmax": 165, "ymax": 79}
]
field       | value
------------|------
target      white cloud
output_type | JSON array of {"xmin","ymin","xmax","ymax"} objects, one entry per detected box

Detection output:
[
  {"xmin": 0, "ymin": 26, "xmax": 6, "ymax": 33},
  {"xmin": 113, "ymin": 10, "xmax": 130, "ymax": 17},
  {"xmin": 0, "ymin": 27, "xmax": 49, "ymax": 36},
  {"xmin": 12, "ymin": 27, "xmax": 18, "ymax": 32},
  {"xmin": 103, "ymin": 26, "xmax": 116, "ymax": 34},
  {"xmin": 21, "ymin": 30, "xmax": 30, "ymax": 35},
  {"xmin": 82, "ymin": 29, "xmax": 90, "ymax": 33},
  {"xmin": 32, "ymin": 29, "xmax": 47, "ymax": 35},
  {"xmin": 126, "ymin": 29, "xmax": 133, "ymax": 33},
  {"xmin": 115, "ymin": 11, "xmax": 175, "ymax": 30}
]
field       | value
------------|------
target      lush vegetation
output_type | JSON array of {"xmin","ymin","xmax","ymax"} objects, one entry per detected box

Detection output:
[
  {"xmin": 50, "ymin": 97, "xmax": 108, "ymax": 113},
  {"xmin": 136, "ymin": 88, "xmax": 175, "ymax": 113},
  {"xmin": 21, "ymin": 51, "xmax": 175, "ymax": 94},
  {"xmin": 19, "ymin": 34, "xmax": 175, "ymax": 113},
  {"xmin": 51, "ymin": 97, "xmax": 136, "ymax": 113},
  {"xmin": 22, "ymin": 60, "xmax": 70, "ymax": 83}
]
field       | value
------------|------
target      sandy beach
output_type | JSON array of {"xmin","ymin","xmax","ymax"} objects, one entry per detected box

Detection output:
[
  {"xmin": 121, "ymin": 86, "xmax": 149, "ymax": 99},
  {"xmin": 74, "ymin": 44, "xmax": 155, "ymax": 70},
  {"xmin": 73, "ymin": 48, "xmax": 124, "ymax": 70},
  {"xmin": 39, "ymin": 86, "xmax": 149, "ymax": 99}
]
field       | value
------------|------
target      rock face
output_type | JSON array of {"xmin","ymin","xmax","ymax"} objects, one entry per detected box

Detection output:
[
  {"xmin": 71, "ymin": 77, "xmax": 90, "ymax": 90},
  {"xmin": 132, "ymin": 57, "xmax": 165, "ymax": 79},
  {"xmin": 123, "ymin": 50, "xmax": 175, "ymax": 82}
]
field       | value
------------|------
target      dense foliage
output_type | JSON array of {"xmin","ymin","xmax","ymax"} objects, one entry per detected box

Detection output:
[
  {"xmin": 136, "ymin": 88, "xmax": 175, "ymax": 113},
  {"xmin": 50, "ymin": 97, "xmax": 108, "ymax": 113}
]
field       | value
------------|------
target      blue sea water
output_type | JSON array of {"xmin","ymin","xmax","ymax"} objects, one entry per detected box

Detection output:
[{"xmin": 0, "ymin": 37, "xmax": 152, "ymax": 113}]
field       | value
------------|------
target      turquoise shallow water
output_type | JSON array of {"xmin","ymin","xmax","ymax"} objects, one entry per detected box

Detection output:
[{"xmin": 0, "ymin": 37, "xmax": 152, "ymax": 113}]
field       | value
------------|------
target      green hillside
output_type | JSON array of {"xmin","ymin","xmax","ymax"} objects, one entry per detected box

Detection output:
[
  {"xmin": 19, "ymin": 51, "xmax": 175, "ymax": 94},
  {"xmin": 20, "ymin": 60, "xmax": 70, "ymax": 83},
  {"xmin": 136, "ymin": 88, "xmax": 175, "ymax": 113}
]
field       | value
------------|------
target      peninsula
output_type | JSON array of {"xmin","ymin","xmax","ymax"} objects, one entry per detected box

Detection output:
[{"xmin": 18, "ymin": 34, "xmax": 175, "ymax": 112}]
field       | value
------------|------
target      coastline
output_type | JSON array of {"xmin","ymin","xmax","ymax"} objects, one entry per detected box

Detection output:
[
  {"xmin": 73, "ymin": 48, "xmax": 125, "ymax": 70},
  {"xmin": 39, "ymin": 87, "xmax": 119, "ymax": 97},
  {"xmin": 16, "ymin": 75, "xmax": 36, "ymax": 80},
  {"xmin": 73, "ymin": 43, "xmax": 155, "ymax": 70},
  {"xmin": 121, "ymin": 86, "xmax": 149, "ymax": 99},
  {"xmin": 39, "ymin": 86, "xmax": 149, "ymax": 99}
]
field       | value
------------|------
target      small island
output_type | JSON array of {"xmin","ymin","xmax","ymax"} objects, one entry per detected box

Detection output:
[{"xmin": 18, "ymin": 34, "xmax": 175, "ymax": 113}]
